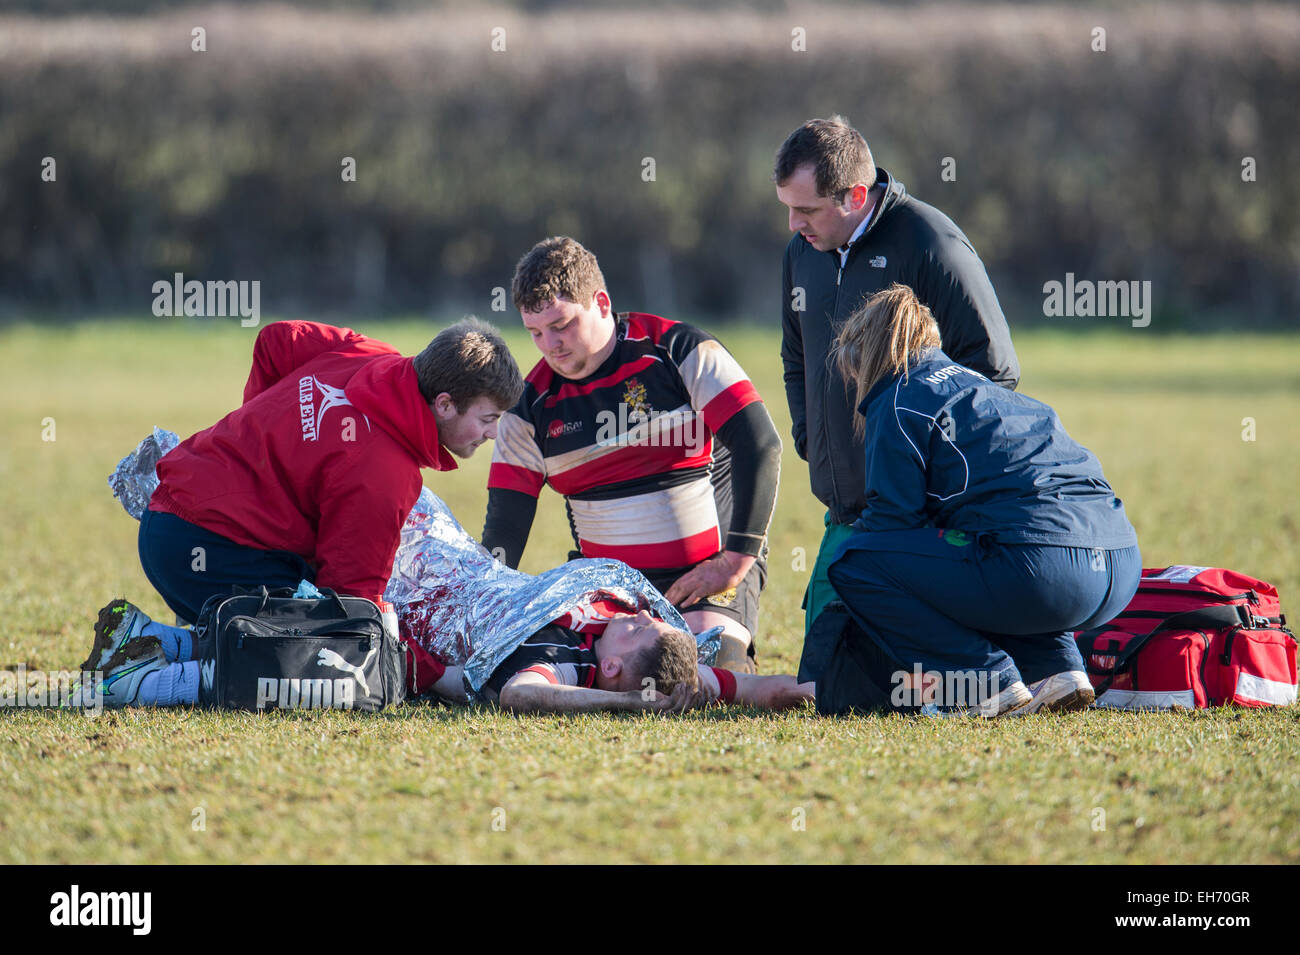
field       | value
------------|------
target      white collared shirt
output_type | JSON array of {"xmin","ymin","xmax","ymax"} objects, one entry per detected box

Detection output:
[{"xmin": 838, "ymin": 194, "xmax": 878, "ymax": 268}]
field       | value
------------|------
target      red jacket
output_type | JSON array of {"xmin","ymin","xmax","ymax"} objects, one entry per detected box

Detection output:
[{"xmin": 150, "ymin": 321, "xmax": 457, "ymax": 602}]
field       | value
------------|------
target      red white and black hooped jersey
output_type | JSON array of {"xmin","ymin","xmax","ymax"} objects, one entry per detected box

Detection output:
[
  {"xmin": 481, "ymin": 595, "xmax": 738, "ymax": 702},
  {"xmin": 483, "ymin": 624, "xmax": 600, "ymax": 695},
  {"xmin": 487, "ymin": 312, "xmax": 765, "ymax": 571}
]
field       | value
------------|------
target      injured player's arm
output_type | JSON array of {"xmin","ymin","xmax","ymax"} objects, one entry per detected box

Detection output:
[
  {"xmin": 694, "ymin": 665, "xmax": 815, "ymax": 710},
  {"xmin": 430, "ymin": 663, "xmax": 815, "ymax": 713},
  {"xmin": 495, "ymin": 669, "xmax": 696, "ymax": 714}
]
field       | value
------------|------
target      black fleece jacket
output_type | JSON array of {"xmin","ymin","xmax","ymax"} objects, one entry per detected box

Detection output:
[{"xmin": 781, "ymin": 167, "xmax": 1020, "ymax": 525}]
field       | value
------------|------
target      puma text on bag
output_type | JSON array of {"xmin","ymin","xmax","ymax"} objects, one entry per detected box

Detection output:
[{"xmin": 1075, "ymin": 566, "xmax": 1296, "ymax": 710}]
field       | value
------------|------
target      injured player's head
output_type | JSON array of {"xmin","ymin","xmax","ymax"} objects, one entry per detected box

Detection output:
[{"xmin": 594, "ymin": 609, "xmax": 699, "ymax": 696}]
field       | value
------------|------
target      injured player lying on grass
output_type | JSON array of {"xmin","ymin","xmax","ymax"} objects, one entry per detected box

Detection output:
[
  {"xmin": 423, "ymin": 606, "xmax": 811, "ymax": 713},
  {"xmin": 71, "ymin": 599, "xmax": 813, "ymax": 714}
]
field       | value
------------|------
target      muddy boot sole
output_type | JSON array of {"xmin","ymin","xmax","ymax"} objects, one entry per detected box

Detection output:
[{"xmin": 79, "ymin": 600, "xmax": 131, "ymax": 674}]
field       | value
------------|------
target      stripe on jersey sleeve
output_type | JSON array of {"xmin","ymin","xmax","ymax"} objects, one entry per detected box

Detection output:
[
  {"xmin": 696, "ymin": 664, "xmax": 721, "ymax": 702},
  {"xmin": 701, "ymin": 380, "xmax": 761, "ymax": 432},
  {"xmin": 676, "ymin": 337, "xmax": 762, "ymax": 432},
  {"xmin": 488, "ymin": 411, "xmax": 545, "ymax": 496},
  {"xmin": 488, "ymin": 463, "xmax": 545, "ymax": 496},
  {"xmin": 518, "ymin": 663, "xmax": 560, "ymax": 684},
  {"xmin": 709, "ymin": 667, "xmax": 738, "ymax": 703}
]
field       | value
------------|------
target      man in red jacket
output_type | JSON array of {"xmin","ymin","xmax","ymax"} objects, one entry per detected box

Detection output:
[{"xmin": 80, "ymin": 318, "xmax": 523, "ymax": 706}]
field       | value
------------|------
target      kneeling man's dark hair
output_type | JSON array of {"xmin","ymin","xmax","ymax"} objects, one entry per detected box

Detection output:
[{"xmin": 414, "ymin": 317, "xmax": 524, "ymax": 412}]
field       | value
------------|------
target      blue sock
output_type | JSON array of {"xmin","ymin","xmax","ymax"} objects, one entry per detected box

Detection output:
[
  {"xmin": 142, "ymin": 620, "xmax": 193, "ymax": 662},
  {"xmin": 136, "ymin": 662, "xmax": 200, "ymax": 706}
]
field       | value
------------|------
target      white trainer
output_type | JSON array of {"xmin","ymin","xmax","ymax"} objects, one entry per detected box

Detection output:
[
  {"xmin": 917, "ymin": 677, "xmax": 1032, "ymax": 718},
  {"xmin": 1024, "ymin": 670, "xmax": 1095, "ymax": 713},
  {"xmin": 974, "ymin": 679, "xmax": 1033, "ymax": 717}
]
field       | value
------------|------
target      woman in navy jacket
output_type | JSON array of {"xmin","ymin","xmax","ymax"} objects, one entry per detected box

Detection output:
[{"xmin": 825, "ymin": 284, "xmax": 1140, "ymax": 716}]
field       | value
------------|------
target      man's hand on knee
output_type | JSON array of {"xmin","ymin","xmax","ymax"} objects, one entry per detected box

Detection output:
[{"xmin": 664, "ymin": 551, "xmax": 755, "ymax": 608}]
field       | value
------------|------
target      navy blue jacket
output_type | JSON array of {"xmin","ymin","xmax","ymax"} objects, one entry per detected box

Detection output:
[{"xmin": 854, "ymin": 348, "xmax": 1137, "ymax": 549}]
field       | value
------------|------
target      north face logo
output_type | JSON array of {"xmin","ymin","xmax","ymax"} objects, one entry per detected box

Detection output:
[{"xmin": 297, "ymin": 375, "xmax": 370, "ymax": 442}]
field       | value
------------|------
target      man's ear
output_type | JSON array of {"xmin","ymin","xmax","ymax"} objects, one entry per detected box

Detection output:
[
  {"xmin": 600, "ymin": 656, "xmax": 622, "ymax": 680},
  {"xmin": 431, "ymin": 392, "xmax": 458, "ymax": 419},
  {"xmin": 848, "ymin": 183, "xmax": 869, "ymax": 211},
  {"xmin": 594, "ymin": 290, "xmax": 612, "ymax": 317}
]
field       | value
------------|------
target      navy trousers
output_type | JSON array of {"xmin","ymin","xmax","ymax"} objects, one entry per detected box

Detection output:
[
  {"xmin": 138, "ymin": 509, "xmax": 317, "ymax": 624},
  {"xmin": 826, "ymin": 528, "xmax": 1141, "ymax": 690}
]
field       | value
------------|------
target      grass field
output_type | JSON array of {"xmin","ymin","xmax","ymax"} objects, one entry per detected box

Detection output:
[{"xmin": 1, "ymin": 318, "xmax": 1297, "ymax": 864}]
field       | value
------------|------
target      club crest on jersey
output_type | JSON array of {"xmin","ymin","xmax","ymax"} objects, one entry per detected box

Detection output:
[
  {"xmin": 623, "ymin": 377, "xmax": 654, "ymax": 420},
  {"xmin": 297, "ymin": 375, "xmax": 370, "ymax": 442}
]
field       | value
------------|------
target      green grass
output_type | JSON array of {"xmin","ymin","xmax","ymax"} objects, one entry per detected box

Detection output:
[{"xmin": 1, "ymin": 318, "xmax": 1298, "ymax": 864}]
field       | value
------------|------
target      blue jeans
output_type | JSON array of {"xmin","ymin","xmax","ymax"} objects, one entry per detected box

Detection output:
[
  {"xmin": 826, "ymin": 529, "xmax": 1141, "ymax": 690},
  {"xmin": 138, "ymin": 509, "xmax": 317, "ymax": 623}
]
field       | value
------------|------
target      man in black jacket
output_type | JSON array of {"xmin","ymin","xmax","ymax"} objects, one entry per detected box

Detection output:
[{"xmin": 774, "ymin": 116, "xmax": 1020, "ymax": 635}]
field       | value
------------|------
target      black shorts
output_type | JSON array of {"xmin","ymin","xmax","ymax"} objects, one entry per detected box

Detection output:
[{"xmin": 642, "ymin": 553, "xmax": 767, "ymax": 645}]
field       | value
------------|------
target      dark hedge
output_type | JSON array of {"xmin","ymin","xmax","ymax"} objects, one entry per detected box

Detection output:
[{"xmin": 1, "ymin": 4, "xmax": 1296, "ymax": 325}]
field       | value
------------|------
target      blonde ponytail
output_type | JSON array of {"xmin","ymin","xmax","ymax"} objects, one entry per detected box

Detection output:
[{"xmin": 831, "ymin": 284, "xmax": 942, "ymax": 439}]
